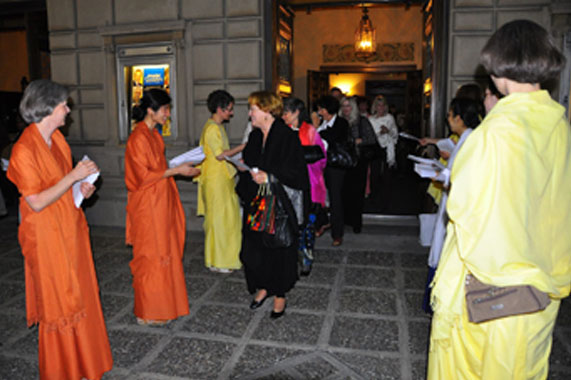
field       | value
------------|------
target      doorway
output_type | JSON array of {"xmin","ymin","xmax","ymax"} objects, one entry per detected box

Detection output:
[{"xmin": 287, "ymin": 1, "xmax": 443, "ymax": 217}]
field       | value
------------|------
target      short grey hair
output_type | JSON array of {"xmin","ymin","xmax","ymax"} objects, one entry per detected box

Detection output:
[{"xmin": 19, "ymin": 79, "xmax": 69, "ymax": 124}]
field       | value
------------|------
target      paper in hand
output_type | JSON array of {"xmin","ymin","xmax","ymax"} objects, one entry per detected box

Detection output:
[
  {"xmin": 407, "ymin": 154, "xmax": 445, "ymax": 169},
  {"xmin": 72, "ymin": 155, "xmax": 100, "ymax": 208},
  {"xmin": 436, "ymin": 139, "xmax": 455, "ymax": 154},
  {"xmin": 407, "ymin": 154, "xmax": 445, "ymax": 178},
  {"xmin": 224, "ymin": 154, "xmax": 251, "ymax": 172},
  {"xmin": 169, "ymin": 146, "xmax": 205, "ymax": 168},
  {"xmin": 399, "ymin": 132, "xmax": 420, "ymax": 142}
]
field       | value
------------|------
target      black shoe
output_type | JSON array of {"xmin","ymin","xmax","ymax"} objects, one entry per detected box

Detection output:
[
  {"xmin": 270, "ymin": 303, "xmax": 287, "ymax": 320},
  {"xmin": 300, "ymin": 264, "xmax": 312, "ymax": 277},
  {"xmin": 353, "ymin": 226, "xmax": 362, "ymax": 234},
  {"xmin": 250, "ymin": 295, "xmax": 268, "ymax": 310}
]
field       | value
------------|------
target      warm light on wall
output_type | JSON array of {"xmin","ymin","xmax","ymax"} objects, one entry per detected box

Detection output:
[
  {"xmin": 329, "ymin": 78, "xmax": 356, "ymax": 96},
  {"xmin": 354, "ymin": 7, "xmax": 376, "ymax": 59},
  {"xmin": 423, "ymin": 78, "xmax": 432, "ymax": 95},
  {"xmin": 279, "ymin": 83, "xmax": 292, "ymax": 94}
]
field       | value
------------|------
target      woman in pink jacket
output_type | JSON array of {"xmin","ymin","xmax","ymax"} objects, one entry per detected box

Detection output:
[{"xmin": 283, "ymin": 97, "xmax": 326, "ymax": 275}]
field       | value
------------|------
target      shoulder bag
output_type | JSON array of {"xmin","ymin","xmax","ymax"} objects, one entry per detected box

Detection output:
[
  {"xmin": 465, "ymin": 274, "xmax": 551, "ymax": 323},
  {"xmin": 262, "ymin": 181, "xmax": 299, "ymax": 249},
  {"xmin": 327, "ymin": 141, "xmax": 358, "ymax": 169}
]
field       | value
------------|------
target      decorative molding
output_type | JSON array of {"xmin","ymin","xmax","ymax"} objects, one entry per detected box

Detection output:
[{"xmin": 323, "ymin": 43, "xmax": 414, "ymax": 63}]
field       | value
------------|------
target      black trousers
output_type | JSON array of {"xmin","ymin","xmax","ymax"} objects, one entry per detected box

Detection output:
[
  {"xmin": 324, "ymin": 166, "xmax": 346, "ymax": 239},
  {"xmin": 343, "ymin": 156, "xmax": 369, "ymax": 230},
  {"xmin": 369, "ymin": 149, "xmax": 391, "ymax": 211}
]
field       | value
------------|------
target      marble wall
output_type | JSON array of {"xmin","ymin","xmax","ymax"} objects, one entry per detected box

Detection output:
[
  {"xmin": 446, "ymin": 0, "xmax": 556, "ymax": 113},
  {"xmin": 46, "ymin": 0, "xmax": 266, "ymax": 229}
]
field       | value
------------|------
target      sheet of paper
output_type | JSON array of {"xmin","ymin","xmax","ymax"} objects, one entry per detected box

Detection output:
[
  {"xmin": 407, "ymin": 154, "xmax": 445, "ymax": 170},
  {"xmin": 224, "ymin": 154, "xmax": 251, "ymax": 172},
  {"xmin": 169, "ymin": 146, "xmax": 205, "ymax": 168},
  {"xmin": 414, "ymin": 163, "xmax": 441, "ymax": 178},
  {"xmin": 436, "ymin": 139, "xmax": 455, "ymax": 154},
  {"xmin": 72, "ymin": 155, "xmax": 100, "ymax": 208},
  {"xmin": 399, "ymin": 132, "xmax": 420, "ymax": 142}
]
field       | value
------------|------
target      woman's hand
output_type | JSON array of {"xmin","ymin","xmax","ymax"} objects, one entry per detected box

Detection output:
[
  {"xmin": 439, "ymin": 151, "xmax": 451, "ymax": 160},
  {"xmin": 164, "ymin": 162, "xmax": 200, "ymax": 178},
  {"xmin": 24, "ymin": 159, "xmax": 99, "ymax": 212},
  {"xmin": 355, "ymin": 138, "xmax": 363, "ymax": 145},
  {"xmin": 71, "ymin": 159, "xmax": 98, "ymax": 182},
  {"xmin": 80, "ymin": 182, "xmax": 96, "ymax": 199},
  {"xmin": 419, "ymin": 137, "xmax": 439, "ymax": 146},
  {"xmin": 177, "ymin": 163, "xmax": 200, "ymax": 177},
  {"xmin": 250, "ymin": 169, "xmax": 268, "ymax": 184}
]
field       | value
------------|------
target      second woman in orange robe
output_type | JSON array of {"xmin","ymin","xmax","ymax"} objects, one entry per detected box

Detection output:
[{"xmin": 125, "ymin": 89, "xmax": 199, "ymax": 324}]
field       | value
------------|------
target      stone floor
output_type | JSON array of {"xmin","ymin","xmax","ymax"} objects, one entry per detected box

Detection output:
[{"xmin": 1, "ymin": 212, "xmax": 570, "ymax": 380}]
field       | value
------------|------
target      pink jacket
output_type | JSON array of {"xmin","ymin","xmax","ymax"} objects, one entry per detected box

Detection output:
[{"xmin": 298, "ymin": 121, "xmax": 327, "ymax": 205}]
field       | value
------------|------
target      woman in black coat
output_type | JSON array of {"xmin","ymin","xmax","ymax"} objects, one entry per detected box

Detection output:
[
  {"xmin": 316, "ymin": 95, "xmax": 350, "ymax": 246},
  {"xmin": 339, "ymin": 96, "xmax": 379, "ymax": 233},
  {"xmin": 237, "ymin": 91, "xmax": 309, "ymax": 319}
]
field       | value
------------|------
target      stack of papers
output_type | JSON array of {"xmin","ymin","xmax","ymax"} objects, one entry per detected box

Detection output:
[
  {"xmin": 73, "ymin": 155, "xmax": 100, "ymax": 208},
  {"xmin": 169, "ymin": 146, "xmax": 205, "ymax": 168},
  {"xmin": 407, "ymin": 154, "xmax": 445, "ymax": 178},
  {"xmin": 436, "ymin": 139, "xmax": 455, "ymax": 155}
]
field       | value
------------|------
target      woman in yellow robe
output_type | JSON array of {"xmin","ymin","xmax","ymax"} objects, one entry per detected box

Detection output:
[
  {"xmin": 196, "ymin": 90, "xmax": 242, "ymax": 272},
  {"xmin": 428, "ymin": 20, "xmax": 571, "ymax": 380}
]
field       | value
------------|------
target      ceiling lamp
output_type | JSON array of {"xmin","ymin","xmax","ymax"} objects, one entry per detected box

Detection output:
[{"xmin": 354, "ymin": 7, "xmax": 376, "ymax": 60}]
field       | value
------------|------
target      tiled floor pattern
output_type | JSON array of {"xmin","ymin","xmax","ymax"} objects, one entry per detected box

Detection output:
[{"xmin": 1, "ymin": 215, "xmax": 570, "ymax": 379}]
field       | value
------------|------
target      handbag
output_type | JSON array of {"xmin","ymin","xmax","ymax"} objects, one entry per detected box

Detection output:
[
  {"xmin": 246, "ymin": 183, "xmax": 275, "ymax": 233},
  {"xmin": 327, "ymin": 141, "xmax": 358, "ymax": 169},
  {"xmin": 303, "ymin": 145, "xmax": 325, "ymax": 164},
  {"xmin": 465, "ymin": 274, "xmax": 551, "ymax": 323},
  {"xmin": 262, "ymin": 181, "xmax": 298, "ymax": 248}
]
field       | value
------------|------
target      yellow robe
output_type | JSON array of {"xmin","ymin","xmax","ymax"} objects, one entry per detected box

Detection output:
[
  {"xmin": 428, "ymin": 91, "xmax": 571, "ymax": 379},
  {"xmin": 196, "ymin": 119, "xmax": 242, "ymax": 269}
]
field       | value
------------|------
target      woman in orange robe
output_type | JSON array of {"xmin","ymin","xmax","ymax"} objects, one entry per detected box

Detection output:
[
  {"xmin": 125, "ymin": 89, "xmax": 199, "ymax": 325},
  {"xmin": 7, "ymin": 80, "xmax": 113, "ymax": 379}
]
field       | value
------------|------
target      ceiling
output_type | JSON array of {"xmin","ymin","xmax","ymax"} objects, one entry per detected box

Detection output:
[{"xmin": 286, "ymin": 0, "xmax": 426, "ymax": 11}]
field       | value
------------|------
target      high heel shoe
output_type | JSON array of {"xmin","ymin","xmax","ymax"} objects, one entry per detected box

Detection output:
[
  {"xmin": 270, "ymin": 299, "xmax": 287, "ymax": 319},
  {"xmin": 250, "ymin": 293, "xmax": 268, "ymax": 310}
]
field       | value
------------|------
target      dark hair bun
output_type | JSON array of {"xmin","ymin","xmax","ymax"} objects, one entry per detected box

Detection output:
[{"xmin": 132, "ymin": 105, "xmax": 145, "ymax": 122}]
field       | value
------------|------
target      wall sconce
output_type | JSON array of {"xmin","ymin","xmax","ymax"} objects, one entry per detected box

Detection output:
[{"xmin": 354, "ymin": 7, "xmax": 376, "ymax": 60}]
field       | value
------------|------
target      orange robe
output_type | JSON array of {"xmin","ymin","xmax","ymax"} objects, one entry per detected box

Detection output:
[
  {"xmin": 125, "ymin": 122, "xmax": 189, "ymax": 320},
  {"xmin": 7, "ymin": 124, "xmax": 113, "ymax": 380}
]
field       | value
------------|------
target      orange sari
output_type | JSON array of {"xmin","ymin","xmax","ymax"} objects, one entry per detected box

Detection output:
[
  {"xmin": 7, "ymin": 124, "xmax": 112, "ymax": 380},
  {"xmin": 125, "ymin": 122, "xmax": 189, "ymax": 320}
]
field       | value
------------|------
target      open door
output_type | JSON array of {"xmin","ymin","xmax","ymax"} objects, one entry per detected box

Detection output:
[
  {"xmin": 306, "ymin": 70, "xmax": 329, "ymax": 112},
  {"xmin": 265, "ymin": 1, "xmax": 294, "ymax": 97}
]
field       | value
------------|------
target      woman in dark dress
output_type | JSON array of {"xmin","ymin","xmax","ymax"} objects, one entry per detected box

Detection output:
[
  {"xmin": 238, "ymin": 91, "xmax": 309, "ymax": 319},
  {"xmin": 339, "ymin": 96, "xmax": 379, "ymax": 233}
]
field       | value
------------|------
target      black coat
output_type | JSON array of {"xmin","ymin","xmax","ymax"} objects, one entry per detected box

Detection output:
[
  {"xmin": 238, "ymin": 118, "xmax": 309, "ymax": 205},
  {"xmin": 319, "ymin": 115, "xmax": 350, "ymax": 146},
  {"xmin": 237, "ymin": 118, "xmax": 309, "ymax": 297}
]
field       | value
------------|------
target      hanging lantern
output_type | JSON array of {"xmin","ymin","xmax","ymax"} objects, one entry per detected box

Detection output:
[{"xmin": 354, "ymin": 7, "xmax": 376, "ymax": 59}]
